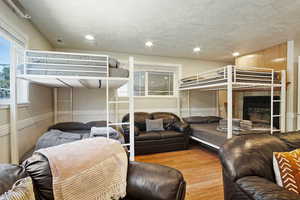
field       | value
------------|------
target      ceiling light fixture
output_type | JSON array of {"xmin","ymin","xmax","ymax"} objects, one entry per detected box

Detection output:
[
  {"xmin": 193, "ymin": 47, "xmax": 201, "ymax": 53},
  {"xmin": 145, "ymin": 41, "xmax": 153, "ymax": 47},
  {"xmin": 85, "ymin": 34, "xmax": 95, "ymax": 41},
  {"xmin": 232, "ymin": 52, "xmax": 240, "ymax": 57}
]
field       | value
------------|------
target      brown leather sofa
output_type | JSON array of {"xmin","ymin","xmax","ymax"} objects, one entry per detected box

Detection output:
[
  {"xmin": 0, "ymin": 153, "xmax": 186, "ymax": 200},
  {"xmin": 122, "ymin": 112, "xmax": 191, "ymax": 155},
  {"xmin": 219, "ymin": 132, "xmax": 300, "ymax": 200}
]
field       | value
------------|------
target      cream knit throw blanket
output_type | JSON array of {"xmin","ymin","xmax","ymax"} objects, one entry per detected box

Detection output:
[{"xmin": 37, "ymin": 138, "xmax": 128, "ymax": 200}]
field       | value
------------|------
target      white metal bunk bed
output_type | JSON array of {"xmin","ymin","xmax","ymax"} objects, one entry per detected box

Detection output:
[
  {"xmin": 10, "ymin": 50, "xmax": 135, "ymax": 164},
  {"xmin": 179, "ymin": 65, "xmax": 286, "ymax": 149}
]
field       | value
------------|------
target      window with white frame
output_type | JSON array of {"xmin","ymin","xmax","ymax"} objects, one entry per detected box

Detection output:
[
  {"xmin": 0, "ymin": 21, "xmax": 28, "ymax": 105},
  {"xmin": 118, "ymin": 63, "xmax": 178, "ymax": 97}
]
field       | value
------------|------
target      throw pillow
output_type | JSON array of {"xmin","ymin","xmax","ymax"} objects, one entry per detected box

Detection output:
[
  {"xmin": 273, "ymin": 149, "xmax": 300, "ymax": 194},
  {"xmin": 146, "ymin": 119, "xmax": 164, "ymax": 132},
  {"xmin": 0, "ymin": 177, "xmax": 35, "ymax": 200}
]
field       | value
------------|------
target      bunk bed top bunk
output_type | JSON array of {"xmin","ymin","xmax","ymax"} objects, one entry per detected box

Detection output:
[
  {"xmin": 179, "ymin": 65, "xmax": 283, "ymax": 91},
  {"xmin": 17, "ymin": 50, "xmax": 129, "ymax": 88}
]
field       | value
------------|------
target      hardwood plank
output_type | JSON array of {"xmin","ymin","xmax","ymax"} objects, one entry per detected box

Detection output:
[{"xmin": 135, "ymin": 146, "xmax": 224, "ymax": 200}]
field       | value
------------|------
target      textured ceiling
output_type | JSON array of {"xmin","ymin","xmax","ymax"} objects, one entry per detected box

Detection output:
[{"xmin": 20, "ymin": 0, "xmax": 300, "ymax": 62}]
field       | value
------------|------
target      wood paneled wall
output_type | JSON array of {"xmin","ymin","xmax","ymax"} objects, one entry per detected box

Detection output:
[
  {"xmin": 218, "ymin": 42, "xmax": 287, "ymax": 118},
  {"xmin": 235, "ymin": 43, "xmax": 287, "ymax": 70}
]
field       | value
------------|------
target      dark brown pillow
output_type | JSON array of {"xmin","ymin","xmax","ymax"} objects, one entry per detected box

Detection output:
[{"xmin": 48, "ymin": 122, "xmax": 90, "ymax": 131}]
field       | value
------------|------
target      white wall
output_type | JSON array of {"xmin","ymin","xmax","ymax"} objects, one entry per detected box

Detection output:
[
  {"xmin": 55, "ymin": 48, "xmax": 228, "ymax": 122},
  {"xmin": 0, "ymin": 1, "xmax": 53, "ymax": 163}
]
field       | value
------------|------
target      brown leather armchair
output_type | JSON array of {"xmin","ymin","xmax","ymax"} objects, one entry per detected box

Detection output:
[
  {"xmin": 0, "ymin": 154, "xmax": 186, "ymax": 200},
  {"xmin": 122, "ymin": 112, "xmax": 191, "ymax": 155},
  {"xmin": 219, "ymin": 132, "xmax": 300, "ymax": 200}
]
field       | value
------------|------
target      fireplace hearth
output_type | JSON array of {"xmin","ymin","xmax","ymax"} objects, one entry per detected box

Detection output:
[{"xmin": 243, "ymin": 96, "xmax": 280, "ymax": 128}]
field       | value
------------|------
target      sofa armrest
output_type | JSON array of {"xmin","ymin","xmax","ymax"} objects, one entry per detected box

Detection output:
[
  {"xmin": 122, "ymin": 125, "xmax": 140, "ymax": 136},
  {"xmin": 173, "ymin": 121, "xmax": 191, "ymax": 134},
  {"xmin": 126, "ymin": 161, "xmax": 186, "ymax": 200},
  {"xmin": 237, "ymin": 176, "xmax": 300, "ymax": 200}
]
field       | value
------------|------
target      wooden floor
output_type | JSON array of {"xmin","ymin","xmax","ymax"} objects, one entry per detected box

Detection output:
[{"xmin": 135, "ymin": 146, "xmax": 224, "ymax": 200}]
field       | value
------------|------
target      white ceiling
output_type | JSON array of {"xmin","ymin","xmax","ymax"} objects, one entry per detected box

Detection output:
[{"xmin": 20, "ymin": 0, "xmax": 300, "ymax": 62}]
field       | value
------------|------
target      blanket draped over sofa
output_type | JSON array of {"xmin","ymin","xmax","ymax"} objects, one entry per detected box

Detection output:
[{"xmin": 37, "ymin": 138, "xmax": 128, "ymax": 200}]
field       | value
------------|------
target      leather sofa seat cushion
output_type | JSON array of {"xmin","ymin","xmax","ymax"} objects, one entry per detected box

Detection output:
[
  {"xmin": 0, "ymin": 164, "xmax": 28, "ymax": 195},
  {"xmin": 136, "ymin": 132, "xmax": 161, "ymax": 141},
  {"xmin": 219, "ymin": 134, "xmax": 289, "ymax": 182},
  {"xmin": 160, "ymin": 131, "xmax": 185, "ymax": 139}
]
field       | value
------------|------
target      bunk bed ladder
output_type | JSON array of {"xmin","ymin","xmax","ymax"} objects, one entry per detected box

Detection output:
[
  {"xmin": 106, "ymin": 57, "xmax": 135, "ymax": 161},
  {"xmin": 270, "ymin": 70, "xmax": 286, "ymax": 134}
]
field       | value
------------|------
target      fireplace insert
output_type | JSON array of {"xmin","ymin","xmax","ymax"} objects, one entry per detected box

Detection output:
[{"xmin": 243, "ymin": 96, "xmax": 280, "ymax": 129}]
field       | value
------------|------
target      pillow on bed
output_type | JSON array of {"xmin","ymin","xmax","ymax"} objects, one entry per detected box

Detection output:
[
  {"xmin": 183, "ymin": 116, "xmax": 210, "ymax": 124},
  {"xmin": 48, "ymin": 122, "xmax": 90, "ymax": 131},
  {"xmin": 207, "ymin": 116, "xmax": 222, "ymax": 123},
  {"xmin": 183, "ymin": 116, "xmax": 221, "ymax": 124},
  {"xmin": 86, "ymin": 121, "xmax": 107, "ymax": 128}
]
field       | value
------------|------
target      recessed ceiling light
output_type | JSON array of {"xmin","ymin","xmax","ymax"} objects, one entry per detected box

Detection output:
[
  {"xmin": 145, "ymin": 41, "xmax": 153, "ymax": 47},
  {"xmin": 85, "ymin": 34, "xmax": 95, "ymax": 41},
  {"xmin": 193, "ymin": 47, "xmax": 201, "ymax": 53},
  {"xmin": 232, "ymin": 52, "xmax": 240, "ymax": 57}
]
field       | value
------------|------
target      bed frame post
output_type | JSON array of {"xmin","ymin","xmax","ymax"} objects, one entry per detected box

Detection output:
[
  {"xmin": 227, "ymin": 65, "xmax": 233, "ymax": 139},
  {"xmin": 187, "ymin": 90, "xmax": 190, "ymax": 117},
  {"xmin": 129, "ymin": 56, "xmax": 135, "ymax": 161},
  {"xmin": 54, "ymin": 88, "xmax": 58, "ymax": 124},
  {"xmin": 281, "ymin": 70, "xmax": 286, "ymax": 132},
  {"xmin": 10, "ymin": 45, "xmax": 19, "ymax": 164}
]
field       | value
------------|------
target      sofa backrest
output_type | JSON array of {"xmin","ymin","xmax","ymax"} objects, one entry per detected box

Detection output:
[
  {"xmin": 219, "ymin": 134, "xmax": 289, "ymax": 182},
  {"xmin": 0, "ymin": 164, "xmax": 28, "ymax": 195},
  {"xmin": 122, "ymin": 112, "xmax": 182, "ymax": 132},
  {"xmin": 122, "ymin": 112, "xmax": 152, "ymax": 131}
]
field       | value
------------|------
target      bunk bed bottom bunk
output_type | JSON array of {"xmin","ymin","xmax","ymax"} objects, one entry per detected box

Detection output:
[{"xmin": 189, "ymin": 122, "xmax": 273, "ymax": 150}]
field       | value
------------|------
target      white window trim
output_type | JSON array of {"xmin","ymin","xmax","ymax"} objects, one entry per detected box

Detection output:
[{"xmin": 0, "ymin": 17, "xmax": 28, "ymax": 106}]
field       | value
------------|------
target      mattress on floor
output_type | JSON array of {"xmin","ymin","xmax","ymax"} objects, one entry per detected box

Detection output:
[
  {"xmin": 190, "ymin": 123, "xmax": 271, "ymax": 148},
  {"xmin": 190, "ymin": 123, "xmax": 227, "ymax": 147}
]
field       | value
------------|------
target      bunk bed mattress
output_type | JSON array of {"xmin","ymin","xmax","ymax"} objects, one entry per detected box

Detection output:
[
  {"xmin": 190, "ymin": 123, "xmax": 271, "ymax": 148},
  {"xmin": 35, "ymin": 129, "xmax": 125, "ymax": 151},
  {"xmin": 26, "ymin": 67, "xmax": 129, "ymax": 78},
  {"xmin": 109, "ymin": 67, "xmax": 129, "ymax": 77},
  {"xmin": 190, "ymin": 123, "xmax": 227, "ymax": 147},
  {"xmin": 180, "ymin": 71, "xmax": 279, "ymax": 89}
]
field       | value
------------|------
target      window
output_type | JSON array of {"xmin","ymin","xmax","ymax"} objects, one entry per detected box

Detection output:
[
  {"xmin": 118, "ymin": 70, "xmax": 176, "ymax": 97},
  {"xmin": 0, "ymin": 36, "xmax": 10, "ymax": 100},
  {"xmin": 0, "ymin": 22, "xmax": 27, "ymax": 105},
  {"xmin": 148, "ymin": 71, "xmax": 173, "ymax": 96}
]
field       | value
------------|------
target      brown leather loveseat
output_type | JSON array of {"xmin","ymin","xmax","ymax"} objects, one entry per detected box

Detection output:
[{"xmin": 122, "ymin": 112, "xmax": 190, "ymax": 155}]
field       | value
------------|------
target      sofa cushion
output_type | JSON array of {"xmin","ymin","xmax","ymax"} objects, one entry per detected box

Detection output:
[
  {"xmin": 146, "ymin": 119, "xmax": 164, "ymax": 132},
  {"xmin": 160, "ymin": 131, "xmax": 185, "ymax": 139},
  {"xmin": 136, "ymin": 132, "xmax": 161, "ymax": 141}
]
